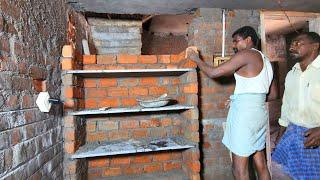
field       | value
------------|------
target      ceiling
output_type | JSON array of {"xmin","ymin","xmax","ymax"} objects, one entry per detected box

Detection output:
[{"xmin": 67, "ymin": 0, "xmax": 320, "ymax": 14}]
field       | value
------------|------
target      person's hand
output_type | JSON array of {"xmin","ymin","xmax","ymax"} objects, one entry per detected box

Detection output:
[
  {"xmin": 304, "ymin": 127, "xmax": 320, "ymax": 148},
  {"xmin": 187, "ymin": 49, "xmax": 200, "ymax": 62}
]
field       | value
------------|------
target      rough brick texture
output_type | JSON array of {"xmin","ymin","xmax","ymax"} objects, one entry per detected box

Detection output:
[
  {"xmin": 61, "ymin": 11, "xmax": 93, "ymax": 179},
  {"xmin": 61, "ymin": 48, "xmax": 199, "ymax": 178},
  {"xmin": 0, "ymin": 0, "xmax": 69, "ymax": 179},
  {"xmin": 142, "ymin": 33, "xmax": 188, "ymax": 55},
  {"xmin": 188, "ymin": 8, "xmax": 260, "ymax": 179}
]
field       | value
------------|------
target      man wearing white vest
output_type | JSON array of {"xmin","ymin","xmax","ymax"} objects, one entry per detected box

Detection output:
[{"xmin": 188, "ymin": 26, "xmax": 276, "ymax": 180}]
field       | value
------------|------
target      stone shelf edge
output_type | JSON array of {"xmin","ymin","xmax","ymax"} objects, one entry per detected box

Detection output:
[
  {"xmin": 69, "ymin": 105, "xmax": 194, "ymax": 116},
  {"xmin": 63, "ymin": 68, "xmax": 194, "ymax": 77},
  {"xmin": 72, "ymin": 137, "xmax": 195, "ymax": 159}
]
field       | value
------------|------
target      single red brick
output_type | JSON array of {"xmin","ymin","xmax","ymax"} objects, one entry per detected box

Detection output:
[
  {"xmin": 166, "ymin": 64, "xmax": 178, "ymax": 69},
  {"xmin": 61, "ymin": 57, "xmax": 74, "ymax": 70},
  {"xmin": 66, "ymin": 162, "xmax": 77, "ymax": 174},
  {"xmin": 63, "ymin": 87, "xmax": 74, "ymax": 98},
  {"xmin": 64, "ymin": 129, "xmax": 75, "ymax": 141},
  {"xmin": 87, "ymin": 132, "xmax": 108, "ymax": 142},
  {"xmin": 83, "ymin": 64, "xmax": 106, "ymax": 70},
  {"xmin": 64, "ymin": 142, "xmax": 76, "ymax": 154},
  {"xmin": 22, "ymin": 95, "xmax": 33, "ymax": 108},
  {"xmin": 64, "ymin": 116, "xmax": 75, "ymax": 128},
  {"xmin": 144, "ymin": 163, "xmax": 162, "ymax": 173},
  {"xmin": 140, "ymin": 119, "xmax": 161, "ymax": 128},
  {"xmin": 117, "ymin": 54, "xmax": 138, "ymax": 64},
  {"xmin": 129, "ymin": 87, "xmax": 148, "ymax": 96},
  {"xmin": 140, "ymin": 77, "xmax": 158, "ymax": 86},
  {"xmin": 84, "ymin": 79, "xmax": 97, "ymax": 88},
  {"xmin": 99, "ymin": 121, "xmax": 118, "ymax": 131},
  {"xmin": 99, "ymin": 78, "xmax": 117, "ymax": 87},
  {"xmin": 163, "ymin": 161, "xmax": 182, "ymax": 171},
  {"xmin": 32, "ymin": 79, "xmax": 46, "ymax": 92},
  {"xmin": 120, "ymin": 120, "xmax": 139, "ymax": 129},
  {"xmin": 86, "ymin": 121, "xmax": 97, "ymax": 132},
  {"xmin": 171, "ymin": 152, "xmax": 182, "ymax": 160},
  {"xmin": 183, "ymin": 83, "xmax": 198, "ymax": 94},
  {"xmin": 107, "ymin": 87, "xmax": 128, "ymax": 97},
  {"xmin": 187, "ymin": 161, "xmax": 201, "ymax": 173},
  {"xmin": 62, "ymin": 45, "xmax": 74, "ymax": 57},
  {"xmin": 132, "ymin": 155, "xmax": 152, "ymax": 164},
  {"xmin": 170, "ymin": 53, "xmax": 185, "ymax": 64},
  {"xmin": 83, "ymin": 55, "xmax": 97, "ymax": 64},
  {"xmin": 158, "ymin": 55, "xmax": 171, "ymax": 64},
  {"xmin": 11, "ymin": 129, "xmax": 20, "ymax": 145},
  {"xmin": 179, "ymin": 60, "xmax": 197, "ymax": 68},
  {"xmin": 105, "ymin": 65, "xmax": 125, "ymax": 70},
  {"xmin": 97, "ymin": 55, "xmax": 116, "ymax": 64},
  {"xmin": 108, "ymin": 130, "xmax": 129, "ymax": 141},
  {"xmin": 149, "ymin": 86, "xmax": 167, "ymax": 95},
  {"xmin": 171, "ymin": 78, "xmax": 180, "ymax": 85},
  {"xmin": 63, "ymin": 99, "xmax": 76, "ymax": 110},
  {"xmin": 99, "ymin": 98, "xmax": 119, "ymax": 108},
  {"xmin": 153, "ymin": 153, "xmax": 172, "ymax": 162},
  {"xmin": 88, "ymin": 158, "xmax": 109, "ymax": 168},
  {"xmin": 121, "ymin": 98, "xmax": 137, "ymax": 107},
  {"xmin": 161, "ymin": 118, "xmax": 172, "ymax": 127},
  {"xmin": 88, "ymin": 169, "xmax": 102, "ymax": 179},
  {"xmin": 104, "ymin": 168, "xmax": 121, "ymax": 177},
  {"xmin": 132, "ymin": 129, "xmax": 148, "ymax": 138},
  {"xmin": 138, "ymin": 55, "xmax": 157, "ymax": 64},
  {"xmin": 86, "ymin": 89, "xmax": 107, "ymax": 98},
  {"xmin": 85, "ymin": 99, "xmax": 98, "ymax": 109},
  {"xmin": 118, "ymin": 78, "xmax": 139, "ymax": 87},
  {"xmin": 123, "ymin": 166, "xmax": 143, "ymax": 175},
  {"xmin": 110, "ymin": 157, "xmax": 131, "ymax": 165}
]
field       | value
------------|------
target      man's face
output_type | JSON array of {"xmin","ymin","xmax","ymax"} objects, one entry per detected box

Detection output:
[
  {"xmin": 232, "ymin": 35, "xmax": 247, "ymax": 53},
  {"xmin": 289, "ymin": 34, "xmax": 315, "ymax": 61}
]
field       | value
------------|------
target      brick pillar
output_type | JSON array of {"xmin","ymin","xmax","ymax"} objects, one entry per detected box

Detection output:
[{"xmin": 61, "ymin": 45, "xmax": 87, "ymax": 180}]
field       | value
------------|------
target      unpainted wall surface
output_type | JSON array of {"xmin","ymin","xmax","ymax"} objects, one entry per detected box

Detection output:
[
  {"xmin": 142, "ymin": 32, "xmax": 188, "ymax": 55},
  {"xmin": 188, "ymin": 8, "xmax": 260, "ymax": 179},
  {"xmin": 0, "ymin": 0, "xmax": 68, "ymax": 179}
]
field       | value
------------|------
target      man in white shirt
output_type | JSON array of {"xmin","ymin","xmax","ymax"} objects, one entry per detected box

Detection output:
[{"xmin": 272, "ymin": 32, "xmax": 320, "ymax": 179}]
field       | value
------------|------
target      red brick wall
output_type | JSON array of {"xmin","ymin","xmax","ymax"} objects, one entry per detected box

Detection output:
[
  {"xmin": 61, "ymin": 48, "xmax": 201, "ymax": 179},
  {"xmin": 0, "ymin": 0, "xmax": 68, "ymax": 179}
]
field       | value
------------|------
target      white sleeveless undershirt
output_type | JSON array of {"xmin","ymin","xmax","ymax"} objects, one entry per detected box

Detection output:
[{"xmin": 233, "ymin": 48, "xmax": 273, "ymax": 94}]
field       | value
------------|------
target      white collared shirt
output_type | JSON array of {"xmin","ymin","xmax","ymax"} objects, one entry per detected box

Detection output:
[{"xmin": 279, "ymin": 54, "xmax": 320, "ymax": 128}]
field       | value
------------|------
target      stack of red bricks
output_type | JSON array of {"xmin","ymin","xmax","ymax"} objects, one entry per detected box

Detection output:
[{"xmin": 61, "ymin": 45, "xmax": 201, "ymax": 179}]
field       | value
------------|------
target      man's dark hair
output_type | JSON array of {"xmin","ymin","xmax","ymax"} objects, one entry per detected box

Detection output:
[
  {"xmin": 298, "ymin": 32, "xmax": 320, "ymax": 44},
  {"xmin": 232, "ymin": 26, "xmax": 259, "ymax": 47}
]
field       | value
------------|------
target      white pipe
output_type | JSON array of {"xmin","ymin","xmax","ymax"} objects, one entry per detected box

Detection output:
[{"xmin": 222, "ymin": 9, "xmax": 226, "ymax": 57}]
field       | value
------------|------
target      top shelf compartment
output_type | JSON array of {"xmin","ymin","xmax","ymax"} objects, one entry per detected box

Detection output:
[{"xmin": 63, "ymin": 68, "xmax": 194, "ymax": 78}]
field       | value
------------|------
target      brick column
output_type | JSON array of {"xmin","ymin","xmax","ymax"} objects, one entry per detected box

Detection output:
[{"xmin": 61, "ymin": 45, "xmax": 87, "ymax": 180}]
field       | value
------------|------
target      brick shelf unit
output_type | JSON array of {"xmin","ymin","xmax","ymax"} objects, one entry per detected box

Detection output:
[{"xmin": 61, "ymin": 45, "xmax": 200, "ymax": 180}]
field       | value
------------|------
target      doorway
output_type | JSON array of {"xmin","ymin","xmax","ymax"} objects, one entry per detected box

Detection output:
[{"xmin": 260, "ymin": 10, "xmax": 320, "ymax": 171}]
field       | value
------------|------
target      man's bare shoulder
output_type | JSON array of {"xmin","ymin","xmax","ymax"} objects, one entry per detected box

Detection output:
[
  {"xmin": 236, "ymin": 49, "xmax": 261, "ymax": 57},
  {"xmin": 232, "ymin": 49, "xmax": 261, "ymax": 63}
]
